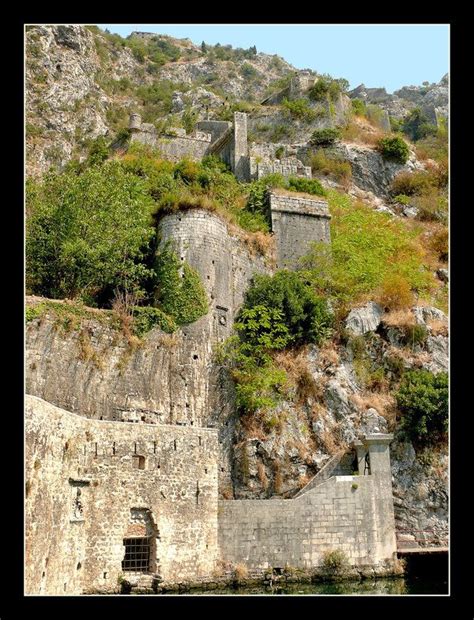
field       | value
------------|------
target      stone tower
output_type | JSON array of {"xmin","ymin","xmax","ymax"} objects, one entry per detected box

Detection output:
[{"xmin": 269, "ymin": 190, "xmax": 331, "ymax": 269}]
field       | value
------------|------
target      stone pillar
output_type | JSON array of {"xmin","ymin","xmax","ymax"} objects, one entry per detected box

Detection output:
[
  {"xmin": 232, "ymin": 112, "xmax": 249, "ymax": 182},
  {"xmin": 354, "ymin": 440, "xmax": 368, "ymax": 475},
  {"xmin": 129, "ymin": 113, "xmax": 142, "ymax": 132},
  {"xmin": 363, "ymin": 434, "xmax": 397, "ymax": 563}
]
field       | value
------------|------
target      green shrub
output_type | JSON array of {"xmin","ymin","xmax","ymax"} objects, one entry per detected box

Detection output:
[
  {"xmin": 235, "ymin": 305, "xmax": 292, "ymax": 354},
  {"xmin": 310, "ymin": 150, "xmax": 352, "ymax": 186},
  {"xmin": 26, "ymin": 161, "xmax": 156, "ymax": 305},
  {"xmin": 240, "ymin": 62, "xmax": 258, "ymax": 79},
  {"xmin": 242, "ymin": 270, "xmax": 333, "ymax": 347},
  {"xmin": 377, "ymin": 135, "xmax": 410, "ymax": 164},
  {"xmin": 396, "ymin": 370, "xmax": 448, "ymax": 443},
  {"xmin": 308, "ymin": 75, "xmax": 341, "ymax": 102},
  {"xmin": 287, "ymin": 176, "xmax": 326, "ymax": 197},
  {"xmin": 26, "ymin": 304, "xmax": 46, "ymax": 323},
  {"xmin": 154, "ymin": 243, "xmax": 208, "ymax": 325},
  {"xmin": 281, "ymin": 98, "xmax": 316, "ymax": 122},
  {"xmin": 321, "ymin": 550, "xmax": 349, "ymax": 574},
  {"xmin": 391, "ymin": 171, "xmax": 436, "ymax": 196},
  {"xmin": 233, "ymin": 356, "xmax": 288, "ymax": 414},
  {"xmin": 131, "ymin": 306, "xmax": 177, "ymax": 336},
  {"xmin": 275, "ymin": 146, "xmax": 285, "ymax": 159},
  {"xmin": 309, "ymin": 128, "xmax": 341, "ymax": 147},
  {"xmin": 401, "ymin": 108, "xmax": 438, "ymax": 142},
  {"xmin": 393, "ymin": 194, "xmax": 411, "ymax": 206},
  {"xmin": 351, "ymin": 98, "xmax": 367, "ymax": 116}
]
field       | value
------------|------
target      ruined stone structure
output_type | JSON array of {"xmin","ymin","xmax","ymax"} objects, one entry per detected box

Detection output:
[
  {"xmin": 269, "ymin": 190, "xmax": 331, "ymax": 269},
  {"xmin": 129, "ymin": 110, "xmax": 310, "ymax": 182}
]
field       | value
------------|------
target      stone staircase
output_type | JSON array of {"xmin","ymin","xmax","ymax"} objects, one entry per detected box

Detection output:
[{"xmin": 292, "ymin": 449, "xmax": 353, "ymax": 498}]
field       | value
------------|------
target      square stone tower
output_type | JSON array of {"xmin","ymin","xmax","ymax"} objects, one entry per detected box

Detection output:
[{"xmin": 269, "ymin": 190, "xmax": 331, "ymax": 269}]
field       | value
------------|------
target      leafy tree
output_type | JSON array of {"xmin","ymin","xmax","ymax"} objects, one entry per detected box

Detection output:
[
  {"xmin": 402, "ymin": 108, "xmax": 438, "ymax": 142},
  {"xmin": 201, "ymin": 41, "xmax": 207, "ymax": 53},
  {"xmin": 396, "ymin": 370, "xmax": 448, "ymax": 443},
  {"xmin": 26, "ymin": 161, "xmax": 156, "ymax": 305},
  {"xmin": 235, "ymin": 305, "xmax": 292, "ymax": 355}
]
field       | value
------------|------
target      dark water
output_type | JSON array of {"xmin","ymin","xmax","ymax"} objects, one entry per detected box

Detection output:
[{"xmin": 172, "ymin": 554, "xmax": 448, "ymax": 596}]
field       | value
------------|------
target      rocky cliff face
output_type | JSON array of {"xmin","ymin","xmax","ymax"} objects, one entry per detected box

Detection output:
[
  {"xmin": 348, "ymin": 75, "xmax": 449, "ymax": 124},
  {"xmin": 26, "ymin": 25, "xmax": 295, "ymax": 177}
]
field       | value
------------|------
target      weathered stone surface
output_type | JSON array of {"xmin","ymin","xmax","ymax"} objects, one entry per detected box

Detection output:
[
  {"xmin": 25, "ymin": 395, "xmax": 219, "ymax": 595},
  {"xmin": 345, "ymin": 302, "xmax": 383, "ymax": 336},
  {"xmin": 331, "ymin": 142, "xmax": 424, "ymax": 199},
  {"xmin": 269, "ymin": 191, "xmax": 331, "ymax": 269},
  {"xmin": 220, "ymin": 436, "xmax": 397, "ymax": 571}
]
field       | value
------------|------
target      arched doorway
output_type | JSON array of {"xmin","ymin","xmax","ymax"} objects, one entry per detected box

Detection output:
[{"xmin": 122, "ymin": 508, "xmax": 158, "ymax": 574}]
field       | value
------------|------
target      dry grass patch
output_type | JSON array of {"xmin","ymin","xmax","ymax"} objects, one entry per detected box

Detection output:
[
  {"xmin": 350, "ymin": 391, "xmax": 397, "ymax": 428},
  {"xmin": 272, "ymin": 348, "xmax": 322, "ymax": 403},
  {"xmin": 341, "ymin": 118, "xmax": 385, "ymax": 147},
  {"xmin": 382, "ymin": 308, "xmax": 416, "ymax": 328},
  {"xmin": 257, "ymin": 461, "xmax": 269, "ymax": 490}
]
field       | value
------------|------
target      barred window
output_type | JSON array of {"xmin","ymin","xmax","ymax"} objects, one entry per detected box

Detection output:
[{"xmin": 122, "ymin": 537, "xmax": 151, "ymax": 572}]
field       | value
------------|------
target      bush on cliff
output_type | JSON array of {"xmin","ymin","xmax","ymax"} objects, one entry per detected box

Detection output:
[
  {"xmin": 241, "ymin": 270, "xmax": 333, "ymax": 348},
  {"xmin": 396, "ymin": 370, "xmax": 448, "ymax": 443},
  {"xmin": 377, "ymin": 135, "xmax": 410, "ymax": 164},
  {"xmin": 309, "ymin": 127, "xmax": 341, "ymax": 147}
]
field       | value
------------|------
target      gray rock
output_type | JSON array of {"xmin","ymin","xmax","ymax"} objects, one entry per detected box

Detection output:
[
  {"xmin": 437, "ymin": 268, "xmax": 449, "ymax": 283},
  {"xmin": 345, "ymin": 302, "xmax": 383, "ymax": 336},
  {"xmin": 401, "ymin": 204, "xmax": 418, "ymax": 218},
  {"xmin": 325, "ymin": 380, "xmax": 353, "ymax": 420},
  {"xmin": 412, "ymin": 306, "xmax": 448, "ymax": 326},
  {"xmin": 171, "ymin": 92, "xmax": 185, "ymax": 113},
  {"xmin": 426, "ymin": 335, "xmax": 449, "ymax": 373}
]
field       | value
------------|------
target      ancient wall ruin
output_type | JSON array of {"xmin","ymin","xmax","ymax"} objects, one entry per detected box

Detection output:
[
  {"xmin": 269, "ymin": 191, "xmax": 331, "ymax": 269},
  {"xmin": 25, "ymin": 395, "xmax": 219, "ymax": 595},
  {"xmin": 130, "ymin": 118, "xmax": 212, "ymax": 162}
]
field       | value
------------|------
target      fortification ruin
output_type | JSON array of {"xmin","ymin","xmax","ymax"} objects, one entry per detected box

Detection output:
[{"xmin": 26, "ymin": 92, "xmax": 401, "ymax": 594}]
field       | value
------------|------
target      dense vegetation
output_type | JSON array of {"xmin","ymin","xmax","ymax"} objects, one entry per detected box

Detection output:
[
  {"xmin": 377, "ymin": 135, "xmax": 410, "ymax": 164},
  {"xmin": 396, "ymin": 370, "xmax": 448, "ymax": 444},
  {"xmin": 220, "ymin": 271, "xmax": 333, "ymax": 415},
  {"xmin": 300, "ymin": 190, "xmax": 435, "ymax": 313}
]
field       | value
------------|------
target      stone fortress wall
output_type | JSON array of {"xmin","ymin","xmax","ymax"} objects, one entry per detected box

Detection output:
[
  {"xmin": 25, "ymin": 395, "xmax": 219, "ymax": 595},
  {"xmin": 269, "ymin": 191, "xmax": 331, "ymax": 269},
  {"xmin": 25, "ymin": 78, "xmax": 400, "ymax": 592},
  {"xmin": 26, "ymin": 395, "xmax": 397, "ymax": 594},
  {"xmin": 219, "ymin": 435, "xmax": 396, "ymax": 571},
  {"xmin": 129, "ymin": 108, "xmax": 310, "ymax": 183}
]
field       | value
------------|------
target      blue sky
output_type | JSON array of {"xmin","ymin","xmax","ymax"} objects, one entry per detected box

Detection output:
[{"xmin": 98, "ymin": 24, "xmax": 449, "ymax": 93}]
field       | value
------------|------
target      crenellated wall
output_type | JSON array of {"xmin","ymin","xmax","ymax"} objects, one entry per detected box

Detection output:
[{"xmin": 25, "ymin": 395, "xmax": 219, "ymax": 595}]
